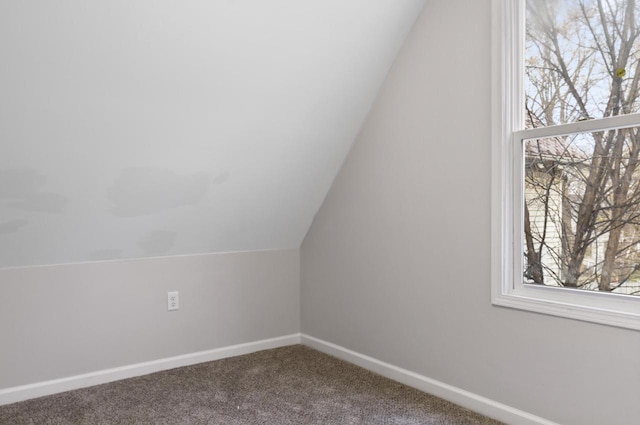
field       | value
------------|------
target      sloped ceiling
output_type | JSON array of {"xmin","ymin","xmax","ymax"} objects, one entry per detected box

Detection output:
[{"xmin": 0, "ymin": 0, "xmax": 425, "ymax": 268}]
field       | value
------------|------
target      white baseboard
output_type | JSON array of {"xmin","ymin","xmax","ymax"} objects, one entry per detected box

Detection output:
[
  {"xmin": 1, "ymin": 332, "xmax": 558, "ymax": 425},
  {"xmin": 300, "ymin": 334, "xmax": 559, "ymax": 425},
  {"xmin": 0, "ymin": 333, "xmax": 301, "ymax": 406}
]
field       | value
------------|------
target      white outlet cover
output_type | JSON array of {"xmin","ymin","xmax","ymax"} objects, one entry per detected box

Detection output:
[{"xmin": 168, "ymin": 291, "xmax": 179, "ymax": 311}]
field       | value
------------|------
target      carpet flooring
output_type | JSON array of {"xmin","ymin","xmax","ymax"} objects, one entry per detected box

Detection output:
[{"xmin": 0, "ymin": 345, "xmax": 504, "ymax": 424}]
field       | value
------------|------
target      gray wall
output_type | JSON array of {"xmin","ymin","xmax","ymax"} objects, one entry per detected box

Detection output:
[
  {"xmin": 1, "ymin": 248, "xmax": 299, "ymax": 389},
  {"xmin": 300, "ymin": 2, "xmax": 640, "ymax": 425}
]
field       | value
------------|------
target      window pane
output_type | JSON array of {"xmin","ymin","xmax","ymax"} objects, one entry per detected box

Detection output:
[
  {"xmin": 523, "ymin": 126, "xmax": 640, "ymax": 296},
  {"xmin": 525, "ymin": 0, "xmax": 640, "ymax": 127}
]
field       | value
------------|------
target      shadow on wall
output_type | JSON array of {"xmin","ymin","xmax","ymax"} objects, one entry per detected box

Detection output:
[
  {"xmin": 0, "ymin": 169, "xmax": 69, "ymax": 213},
  {"xmin": 86, "ymin": 249, "xmax": 124, "ymax": 262},
  {"xmin": 107, "ymin": 167, "xmax": 213, "ymax": 217},
  {"xmin": 0, "ymin": 219, "xmax": 29, "ymax": 235},
  {"xmin": 85, "ymin": 230, "xmax": 178, "ymax": 261},
  {"xmin": 137, "ymin": 230, "xmax": 177, "ymax": 256},
  {"xmin": 0, "ymin": 166, "xmax": 229, "ymax": 263}
]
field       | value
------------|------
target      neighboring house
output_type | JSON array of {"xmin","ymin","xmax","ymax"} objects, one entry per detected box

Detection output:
[
  {"xmin": 524, "ymin": 134, "xmax": 583, "ymax": 286},
  {"xmin": 524, "ymin": 129, "xmax": 640, "ymax": 295}
]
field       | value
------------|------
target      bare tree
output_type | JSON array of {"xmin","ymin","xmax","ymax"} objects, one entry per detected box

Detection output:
[{"xmin": 524, "ymin": 0, "xmax": 640, "ymax": 295}]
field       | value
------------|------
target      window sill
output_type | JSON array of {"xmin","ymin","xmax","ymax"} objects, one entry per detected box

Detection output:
[{"xmin": 492, "ymin": 286, "xmax": 640, "ymax": 331}]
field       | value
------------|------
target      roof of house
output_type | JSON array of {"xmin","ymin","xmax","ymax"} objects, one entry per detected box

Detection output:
[{"xmin": 524, "ymin": 114, "xmax": 588, "ymax": 162}]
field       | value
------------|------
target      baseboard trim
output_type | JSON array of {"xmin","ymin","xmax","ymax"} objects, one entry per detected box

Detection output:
[
  {"xmin": 301, "ymin": 334, "xmax": 559, "ymax": 425},
  {"xmin": 0, "ymin": 333, "xmax": 301, "ymax": 406},
  {"xmin": 1, "ymin": 332, "xmax": 559, "ymax": 424}
]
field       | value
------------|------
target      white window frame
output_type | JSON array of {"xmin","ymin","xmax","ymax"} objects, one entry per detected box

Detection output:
[{"xmin": 491, "ymin": 0, "xmax": 640, "ymax": 331}]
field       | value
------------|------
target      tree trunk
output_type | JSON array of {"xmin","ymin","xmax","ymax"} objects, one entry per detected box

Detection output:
[{"xmin": 524, "ymin": 204, "xmax": 544, "ymax": 284}]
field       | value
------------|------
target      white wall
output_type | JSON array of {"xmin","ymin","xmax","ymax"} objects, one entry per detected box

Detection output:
[
  {"xmin": 1, "ymin": 248, "xmax": 299, "ymax": 389},
  {"xmin": 0, "ymin": 0, "xmax": 427, "ymax": 399},
  {"xmin": 0, "ymin": 0, "xmax": 424, "ymax": 268},
  {"xmin": 300, "ymin": 2, "xmax": 640, "ymax": 425}
]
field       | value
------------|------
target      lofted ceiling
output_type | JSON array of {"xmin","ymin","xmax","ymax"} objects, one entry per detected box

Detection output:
[{"xmin": 0, "ymin": 0, "xmax": 425, "ymax": 268}]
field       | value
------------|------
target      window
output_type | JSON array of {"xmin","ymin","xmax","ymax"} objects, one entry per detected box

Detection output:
[{"xmin": 492, "ymin": 0, "xmax": 640, "ymax": 330}]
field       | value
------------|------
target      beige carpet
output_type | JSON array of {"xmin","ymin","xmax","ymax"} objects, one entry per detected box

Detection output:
[{"xmin": 0, "ymin": 345, "xmax": 504, "ymax": 424}]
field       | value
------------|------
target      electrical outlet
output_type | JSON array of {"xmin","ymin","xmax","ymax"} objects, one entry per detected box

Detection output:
[{"xmin": 168, "ymin": 291, "xmax": 179, "ymax": 311}]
